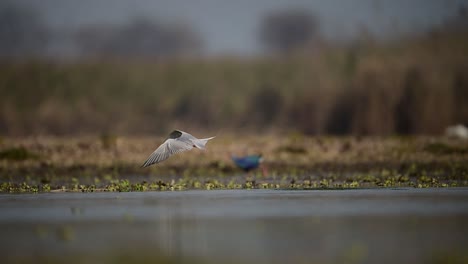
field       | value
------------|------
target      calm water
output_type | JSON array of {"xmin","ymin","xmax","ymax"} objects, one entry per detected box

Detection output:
[{"xmin": 1, "ymin": 188, "xmax": 468, "ymax": 264}]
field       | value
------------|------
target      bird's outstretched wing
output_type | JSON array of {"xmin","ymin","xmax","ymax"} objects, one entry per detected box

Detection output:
[{"xmin": 141, "ymin": 138, "xmax": 194, "ymax": 167}]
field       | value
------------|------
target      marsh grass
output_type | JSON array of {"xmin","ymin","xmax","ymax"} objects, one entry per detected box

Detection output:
[
  {"xmin": 0, "ymin": 32, "xmax": 467, "ymax": 136},
  {"xmin": 424, "ymin": 142, "xmax": 468, "ymax": 155},
  {"xmin": 0, "ymin": 147, "xmax": 39, "ymax": 161},
  {"xmin": 0, "ymin": 136, "xmax": 467, "ymax": 192}
]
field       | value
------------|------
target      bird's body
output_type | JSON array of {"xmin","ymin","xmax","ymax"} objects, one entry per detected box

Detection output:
[
  {"xmin": 142, "ymin": 130, "xmax": 215, "ymax": 167},
  {"xmin": 231, "ymin": 155, "xmax": 263, "ymax": 172}
]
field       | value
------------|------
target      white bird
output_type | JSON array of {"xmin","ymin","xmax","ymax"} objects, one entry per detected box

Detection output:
[
  {"xmin": 445, "ymin": 124, "xmax": 468, "ymax": 140},
  {"xmin": 141, "ymin": 130, "xmax": 216, "ymax": 167}
]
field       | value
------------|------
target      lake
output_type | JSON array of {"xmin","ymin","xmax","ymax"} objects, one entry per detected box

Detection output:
[{"xmin": 1, "ymin": 188, "xmax": 468, "ymax": 264}]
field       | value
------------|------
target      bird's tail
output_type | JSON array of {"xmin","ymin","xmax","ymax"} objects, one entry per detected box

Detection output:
[{"xmin": 194, "ymin": 136, "xmax": 216, "ymax": 150}]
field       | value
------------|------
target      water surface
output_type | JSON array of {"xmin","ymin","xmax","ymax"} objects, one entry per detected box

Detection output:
[{"xmin": 1, "ymin": 188, "xmax": 467, "ymax": 263}]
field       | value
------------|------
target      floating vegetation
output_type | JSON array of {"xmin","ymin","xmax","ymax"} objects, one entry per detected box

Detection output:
[{"xmin": 1, "ymin": 169, "xmax": 466, "ymax": 193}]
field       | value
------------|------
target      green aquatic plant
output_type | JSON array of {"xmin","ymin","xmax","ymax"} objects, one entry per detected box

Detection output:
[
  {"xmin": 16, "ymin": 182, "xmax": 39, "ymax": 193},
  {"xmin": 41, "ymin": 184, "xmax": 51, "ymax": 192},
  {"xmin": 357, "ymin": 174, "xmax": 377, "ymax": 183},
  {"xmin": 244, "ymin": 180, "xmax": 256, "ymax": 189},
  {"xmin": 319, "ymin": 178, "xmax": 331, "ymax": 188},
  {"xmin": 302, "ymin": 179, "xmax": 312, "ymax": 188},
  {"xmin": 345, "ymin": 181, "xmax": 360, "ymax": 188},
  {"xmin": 205, "ymin": 182, "xmax": 214, "ymax": 190},
  {"xmin": 106, "ymin": 179, "xmax": 131, "ymax": 192},
  {"xmin": 0, "ymin": 182, "xmax": 14, "ymax": 192},
  {"xmin": 132, "ymin": 182, "xmax": 148, "ymax": 191},
  {"xmin": 79, "ymin": 184, "xmax": 96, "ymax": 192},
  {"xmin": 1, "ymin": 172, "xmax": 468, "ymax": 193}
]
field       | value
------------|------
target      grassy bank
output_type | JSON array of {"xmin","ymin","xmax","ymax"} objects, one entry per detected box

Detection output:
[{"xmin": 0, "ymin": 135, "xmax": 467, "ymax": 192}]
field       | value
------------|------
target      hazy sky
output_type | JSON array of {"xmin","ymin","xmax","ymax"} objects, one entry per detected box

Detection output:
[{"xmin": 9, "ymin": 0, "xmax": 468, "ymax": 55}]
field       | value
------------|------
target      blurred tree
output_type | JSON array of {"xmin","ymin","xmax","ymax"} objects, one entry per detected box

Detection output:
[
  {"xmin": 247, "ymin": 85, "xmax": 283, "ymax": 126},
  {"xmin": 172, "ymin": 91, "xmax": 214, "ymax": 128},
  {"xmin": 77, "ymin": 18, "xmax": 202, "ymax": 59},
  {"xmin": 352, "ymin": 70, "xmax": 395, "ymax": 135},
  {"xmin": 452, "ymin": 69, "xmax": 468, "ymax": 125},
  {"xmin": 326, "ymin": 90, "xmax": 355, "ymax": 135},
  {"xmin": 259, "ymin": 9, "xmax": 319, "ymax": 53},
  {"xmin": 287, "ymin": 94, "xmax": 320, "ymax": 135},
  {"xmin": 0, "ymin": 3, "xmax": 48, "ymax": 59},
  {"xmin": 394, "ymin": 67, "xmax": 424, "ymax": 135}
]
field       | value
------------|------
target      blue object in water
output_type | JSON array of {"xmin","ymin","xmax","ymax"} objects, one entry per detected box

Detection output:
[{"xmin": 231, "ymin": 155, "xmax": 263, "ymax": 172}]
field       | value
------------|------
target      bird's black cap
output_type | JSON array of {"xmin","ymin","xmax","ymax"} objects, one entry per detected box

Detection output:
[{"xmin": 168, "ymin": 130, "xmax": 182, "ymax": 139}]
